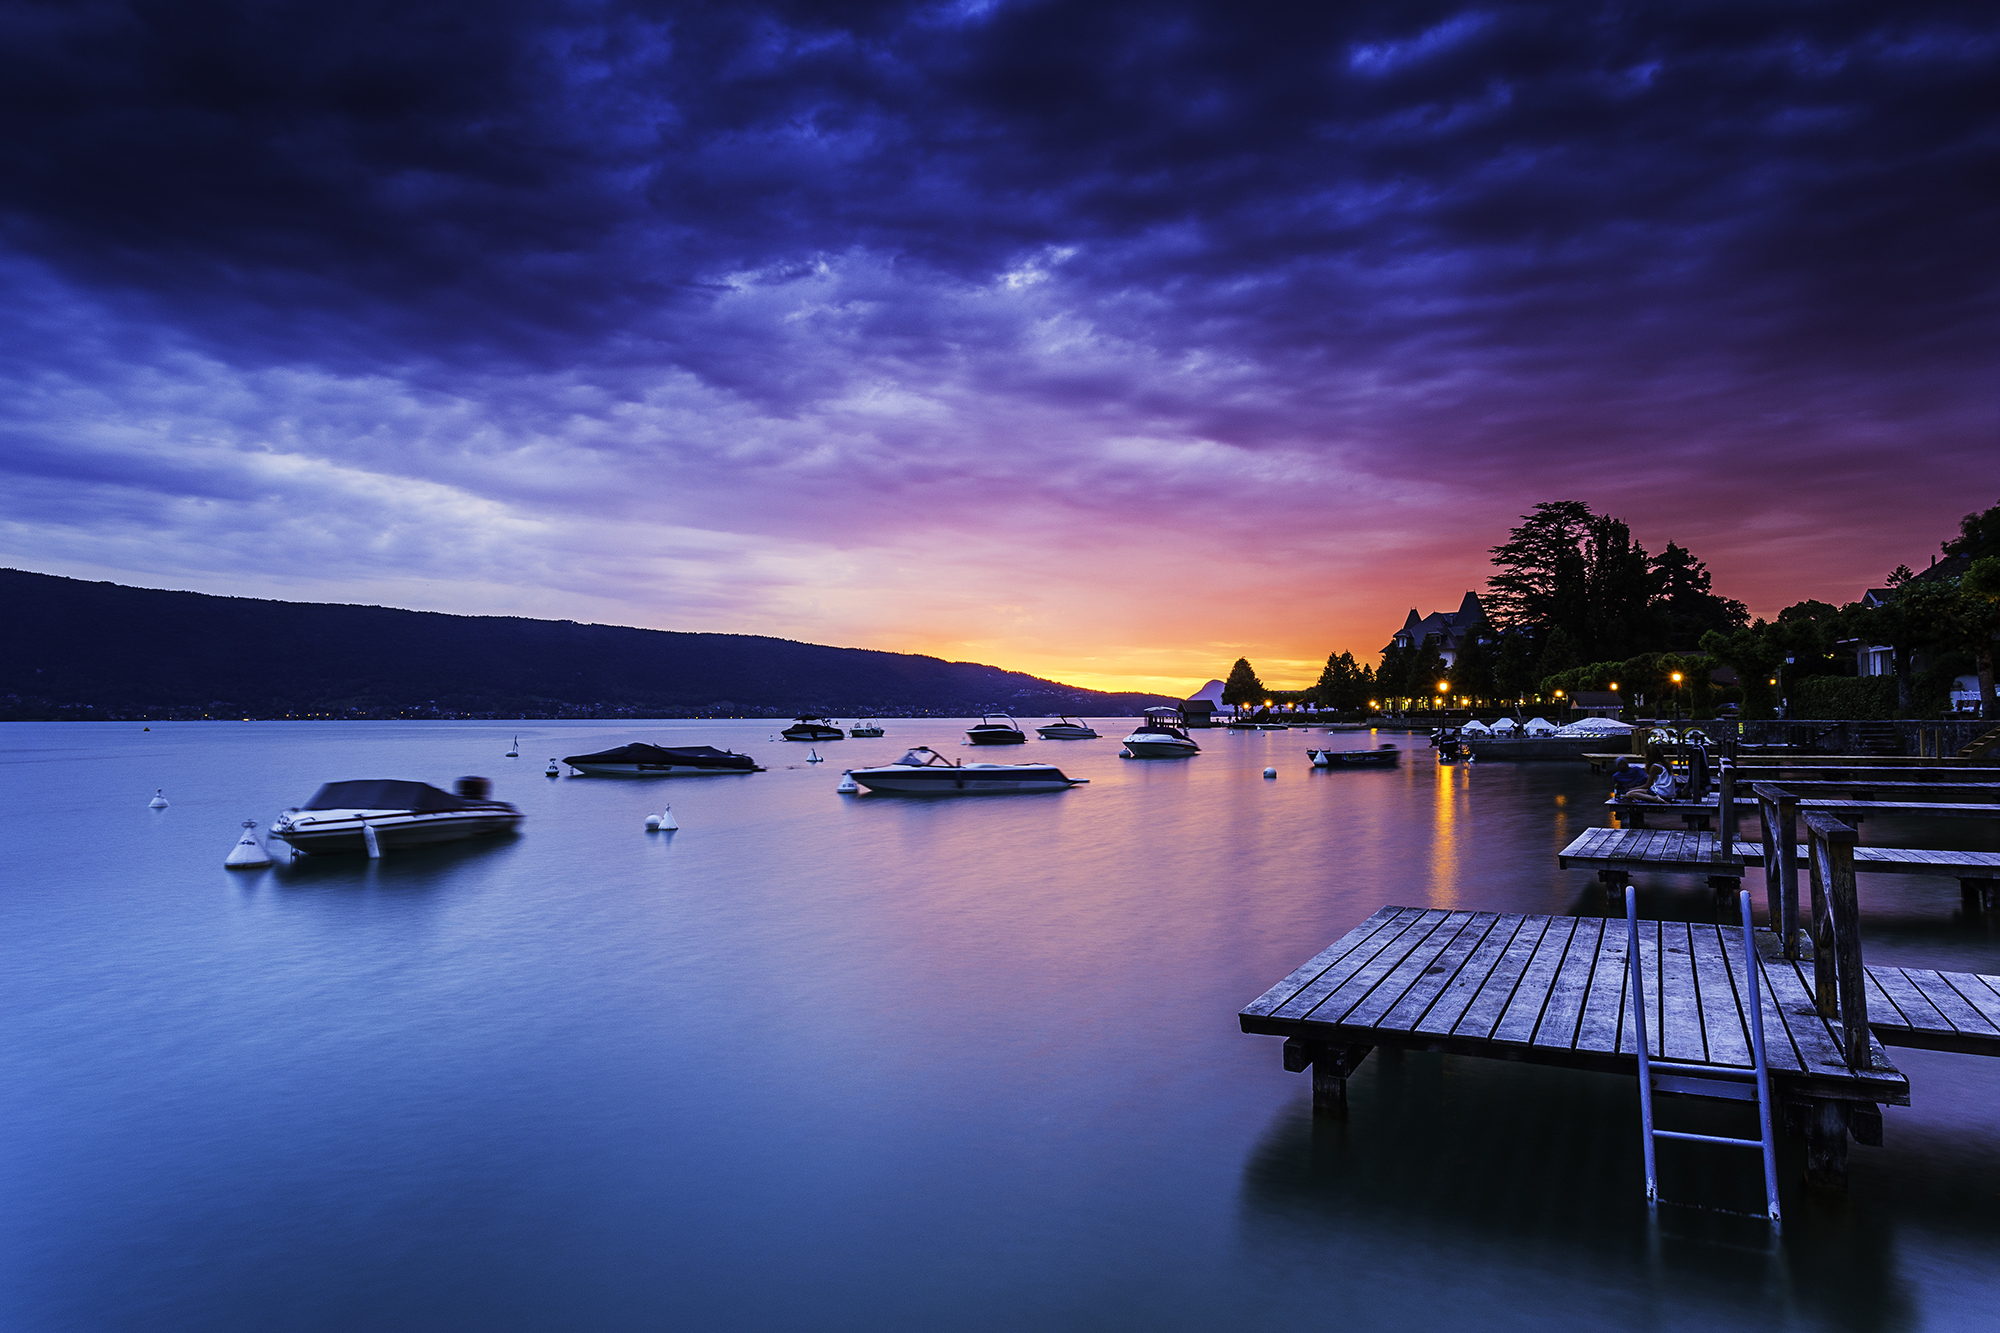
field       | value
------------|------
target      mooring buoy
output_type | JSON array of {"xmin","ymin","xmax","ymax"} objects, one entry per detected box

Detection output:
[
  {"xmin": 807, "ymin": 749, "xmax": 824, "ymax": 763},
  {"xmin": 149, "ymin": 789, "xmax": 169, "ymax": 809},
  {"xmin": 645, "ymin": 812, "xmax": 663, "ymax": 831},
  {"xmin": 659, "ymin": 807, "xmax": 679, "ymax": 831},
  {"xmin": 546, "ymin": 760, "xmax": 560, "ymax": 777},
  {"xmin": 223, "ymin": 820, "xmax": 271, "ymax": 868},
  {"xmin": 362, "ymin": 821, "xmax": 382, "ymax": 859},
  {"xmin": 1263, "ymin": 767, "xmax": 1278, "ymax": 779},
  {"xmin": 835, "ymin": 771, "xmax": 859, "ymax": 794}
]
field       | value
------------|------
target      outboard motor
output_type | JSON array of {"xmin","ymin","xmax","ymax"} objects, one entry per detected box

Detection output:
[{"xmin": 455, "ymin": 775, "xmax": 492, "ymax": 799}]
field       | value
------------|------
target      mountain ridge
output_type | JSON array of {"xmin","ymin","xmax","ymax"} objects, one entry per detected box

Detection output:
[{"xmin": 1, "ymin": 568, "xmax": 1175, "ymax": 720}]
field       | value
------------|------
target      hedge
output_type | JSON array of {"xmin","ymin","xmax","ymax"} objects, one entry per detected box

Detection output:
[{"xmin": 1789, "ymin": 676, "xmax": 1897, "ymax": 720}]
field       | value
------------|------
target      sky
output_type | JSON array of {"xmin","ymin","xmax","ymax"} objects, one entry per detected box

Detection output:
[{"xmin": 1, "ymin": 1, "xmax": 1995, "ymax": 694}]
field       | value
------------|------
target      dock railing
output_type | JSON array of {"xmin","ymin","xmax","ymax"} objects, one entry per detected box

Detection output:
[
  {"xmin": 1803, "ymin": 810, "xmax": 1871, "ymax": 1069},
  {"xmin": 1752, "ymin": 781, "xmax": 1802, "ymax": 958}
]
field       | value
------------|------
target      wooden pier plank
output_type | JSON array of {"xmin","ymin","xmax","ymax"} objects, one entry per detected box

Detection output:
[
  {"xmin": 1903, "ymin": 969, "xmax": 2000, "ymax": 1037},
  {"xmin": 1242, "ymin": 906, "xmax": 1406, "ymax": 1019},
  {"xmin": 1492, "ymin": 917, "xmax": 1580, "ymax": 1045},
  {"xmin": 1657, "ymin": 921, "xmax": 1708, "ymax": 1064},
  {"xmin": 1531, "ymin": 916, "xmax": 1605, "ymax": 1049},
  {"xmin": 1414, "ymin": 914, "xmax": 1526, "ymax": 1036},
  {"xmin": 1377, "ymin": 911, "xmax": 1503, "ymax": 1031},
  {"xmin": 1342, "ymin": 912, "xmax": 1485, "ymax": 1029},
  {"xmin": 1615, "ymin": 917, "xmax": 1663, "ymax": 1057},
  {"xmin": 1574, "ymin": 919, "xmax": 1632, "ymax": 1055},
  {"xmin": 1939, "ymin": 971, "xmax": 2000, "ymax": 1031},
  {"xmin": 1868, "ymin": 966, "xmax": 1951, "ymax": 1033},
  {"xmin": 1265, "ymin": 908, "xmax": 1440, "ymax": 1023},
  {"xmin": 1688, "ymin": 926, "xmax": 1753, "ymax": 1067},
  {"xmin": 1451, "ymin": 915, "xmax": 1552, "ymax": 1041}
]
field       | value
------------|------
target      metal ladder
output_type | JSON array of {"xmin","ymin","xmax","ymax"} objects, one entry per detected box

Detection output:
[{"xmin": 1625, "ymin": 885, "xmax": 1782, "ymax": 1229}]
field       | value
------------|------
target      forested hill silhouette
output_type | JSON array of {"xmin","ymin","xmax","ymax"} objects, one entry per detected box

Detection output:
[{"xmin": 2, "ymin": 569, "xmax": 1172, "ymax": 721}]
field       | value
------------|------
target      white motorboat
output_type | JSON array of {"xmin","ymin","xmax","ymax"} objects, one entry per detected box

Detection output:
[
  {"xmin": 846, "ymin": 747, "xmax": 1087, "ymax": 794},
  {"xmin": 1035, "ymin": 716, "xmax": 1099, "ymax": 739},
  {"xmin": 560, "ymin": 742, "xmax": 762, "ymax": 776},
  {"xmin": 849, "ymin": 720, "xmax": 885, "ymax": 737},
  {"xmin": 269, "ymin": 777, "xmax": 522, "ymax": 855},
  {"xmin": 1121, "ymin": 708, "xmax": 1201, "ymax": 758}
]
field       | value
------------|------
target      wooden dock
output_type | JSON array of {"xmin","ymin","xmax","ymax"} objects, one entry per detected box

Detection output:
[
  {"xmin": 1557, "ymin": 826, "xmax": 2000, "ymax": 894},
  {"xmin": 1241, "ymin": 905, "xmax": 1913, "ymax": 1184}
]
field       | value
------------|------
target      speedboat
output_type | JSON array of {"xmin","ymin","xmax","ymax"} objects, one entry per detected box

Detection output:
[
  {"xmin": 269, "ymin": 777, "xmax": 522, "ymax": 855},
  {"xmin": 782, "ymin": 717, "xmax": 845, "ymax": 742},
  {"xmin": 847, "ymin": 747, "xmax": 1087, "ymax": 794},
  {"xmin": 966, "ymin": 713, "xmax": 1028, "ymax": 745},
  {"xmin": 1308, "ymin": 745, "xmax": 1400, "ymax": 769},
  {"xmin": 560, "ymin": 742, "xmax": 762, "ymax": 776},
  {"xmin": 1036, "ymin": 717, "xmax": 1099, "ymax": 739},
  {"xmin": 1121, "ymin": 708, "xmax": 1201, "ymax": 758},
  {"xmin": 849, "ymin": 720, "xmax": 885, "ymax": 737}
]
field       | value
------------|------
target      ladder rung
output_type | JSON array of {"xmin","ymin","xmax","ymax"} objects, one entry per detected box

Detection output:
[
  {"xmin": 1651, "ymin": 1073, "xmax": 1759, "ymax": 1101},
  {"xmin": 1653, "ymin": 1129, "xmax": 1766, "ymax": 1148},
  {"xmin": 1647, "ymin": 1059, "xmax": 1755, "ymax": 1079}
]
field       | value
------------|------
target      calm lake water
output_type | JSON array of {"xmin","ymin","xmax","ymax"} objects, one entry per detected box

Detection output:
[{"xmin": 5, "ymin": 720, "xmax": 1999, "ymax": 1332}]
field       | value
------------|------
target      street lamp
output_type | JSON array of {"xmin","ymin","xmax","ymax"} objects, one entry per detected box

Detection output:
[{"xmin": 1670, "ymin": 670, "xmax": 1683, "ymax": 720}]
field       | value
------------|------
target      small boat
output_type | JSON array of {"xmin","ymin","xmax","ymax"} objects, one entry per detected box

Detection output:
[
  {"xmin": 560, "ymin": 742, "xmax": 762, "ymax": 776},
  {"xmin": 1121, "ymin": 708, "xmax": 1201, "ymax": 758},
  {"xmin": 966, "ymin": 713, "xmax": 1028, "ymax": 745},
  {"xmin": 1308, "ymin": 745, "xmax": 1400, "ymax": 769},
  {"xmin": 1223, "ymin": 718, "xmax": 1262, "ymax": 730},
  {"xmin": 846, "ymin": 747, "xmax": 1087, "ymax": 794},
  {"xmin": 1036, "ymin": 716, "xmax": 1098, "ymax": 739},
  {"xmin": 505, "ymin": 735, "xmax": 519, "ymax": 757},
  {"xmin": 269, "ymin": 777, "xmax": 522, "ymax": 855},
  {"xmin": 849, "ymin": 720, "xmax": 885, "ymax": 737},
  {"xmin": 1319, "ymin": 722, "xmax": 1368, "ymax": 732},
  {"xmin": 782, "ymin": 717, "xmax": 845, "ymax": 742}
]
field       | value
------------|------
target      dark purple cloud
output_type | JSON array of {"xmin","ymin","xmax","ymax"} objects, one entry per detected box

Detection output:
[{"xmin": 0, "ymin": 1, "xmax": 1994, "ymax": 689}]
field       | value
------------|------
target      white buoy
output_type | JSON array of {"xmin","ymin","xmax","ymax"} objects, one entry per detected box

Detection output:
[
  {"xmin": 224, "ymin": 820, "xmax": 270, "ymax": 868},
  {"xmin": 659, "ymin": 807, "xmax": 678, "ymax": 831},
  {"xmin": 807, "ymin": 748, "xmax": 824, "ymax": 763},
  {"xmin": 836, "ymin": 771, "xmax": 859, "ymax": 794},
  {"xmin": 148, "ymin": 789, "xmax": 169, "ymax": 809},
  {"xmin": 362, "ymin": 820, "xmax": 382, "ymax": 859},
  {"xmin": 546, "ymin": 759, "xmax": 560, "ymax": 777},
  {"xmin": 645, "ymin": 812, "xmax": 663, "ymax": 831},
  {"xmin": 1264, "ymin": 767, "xmax": 1278, "ymax": 779}
]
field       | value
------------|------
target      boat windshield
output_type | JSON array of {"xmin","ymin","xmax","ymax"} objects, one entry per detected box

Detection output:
[{"xmin": 895, "ymin": 747, "xmax": 956, "ymax": 767}]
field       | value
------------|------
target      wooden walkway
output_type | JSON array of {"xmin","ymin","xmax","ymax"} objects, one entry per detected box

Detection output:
[
  {"xmin": 1240, "ymin": 906, "xmax": 1908, "ymax": 1107},
  {"xmin": 1557, "ymin": 826, "xmax": 2000, "ymax": 885},
  {"xmin": 1865, "ymin": 966, "xmax": 2000, "ymax": 1056}
]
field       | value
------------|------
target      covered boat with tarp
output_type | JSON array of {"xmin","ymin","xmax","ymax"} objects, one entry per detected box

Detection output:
[
  {"xmin": 269, "ymin": 777, "xmax": 522, "ymax": 855},
  {"xmin": 560, "ymin": 743, "xmax": 762, "ymax": 776}
]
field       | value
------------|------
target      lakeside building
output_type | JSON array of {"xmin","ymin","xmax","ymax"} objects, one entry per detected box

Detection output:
[{"xmin": 1383, "ymin": 592, "xmax": 1489, "ymax": 667}]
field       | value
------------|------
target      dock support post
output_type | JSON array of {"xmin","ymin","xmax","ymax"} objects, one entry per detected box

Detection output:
[
  {"xmin": 1804, "ymin": 1098, "xmax": 1851, "ymax": 1190},
  {"xmin": 1289, "ymin": 1042, "xmax": 1374, "ymax": 1116},
  {"xmin": 1961, "ymin": 878, "xmax": 1996, "ymax": 916}
]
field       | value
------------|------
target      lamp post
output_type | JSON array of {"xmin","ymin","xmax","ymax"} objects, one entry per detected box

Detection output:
[{"xmin": 1670, "ymin": 671, "xmax": 1683, "ymax": 721}]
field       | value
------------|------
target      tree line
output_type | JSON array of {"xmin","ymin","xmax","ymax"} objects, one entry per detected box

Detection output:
[{"xmin": 1217, "ymin": 498, "xmax": 2000, "ymax": 719}]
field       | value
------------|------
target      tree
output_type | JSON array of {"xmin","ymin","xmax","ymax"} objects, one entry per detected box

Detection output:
[
  {"xmin": 1376, "ymin": 643, "xmax": 1414, "ymax": 704},
  {"xmin": 1221, "ymin": 657, "xmax": 1266, "ymax": 707},
  {"xmin": 1943, "ymin": 501, "xmax": 2000, "ymax": 561},
  {"xmin": 1701, "ymin": 625, "xmax": 1785, "ymax": 719},
  {"xmin": 1963, "ymin": 557, "xmax": 2000, "ymax": 712},
  {"xmin": 1534, "ymin": 626, "xmax": 1585, "ymax": 681},
  {"xmin": 1843, "ymin": 572, "xmax": 1958, "ymax": 713},
  {"xmin": 1310, "ymin": 650, "xmax": 1373, "ymax": 712},
  {"xmin": 1653, "ymin": 541, "xmax": 1750, "ymax": 649},
  {"xmin": 1486, "ymin": 501, "xmax": 1595, "ymax": 638},
  {"xmin": 1450, "ymin": 631, "xmax": 1497, "ymax": 703},
  {"xmin": 1493, "ymin": 629, "xmax": 1539, "ymax": 699}
]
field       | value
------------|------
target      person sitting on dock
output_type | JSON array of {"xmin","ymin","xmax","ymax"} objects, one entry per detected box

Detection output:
[
  {"xmin": 1612, "ymin": 762, "xmax": 1678, "ymax": 805},
  {"xmin": 1608, "ymin": 756, "xmax": 1649, "ymax": 799}
]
